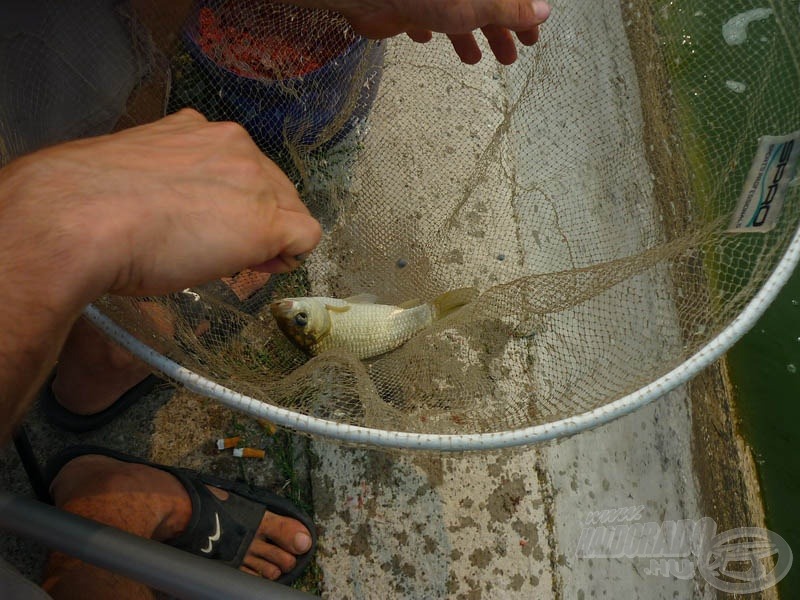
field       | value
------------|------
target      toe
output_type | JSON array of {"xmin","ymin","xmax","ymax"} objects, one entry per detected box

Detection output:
[
  {"xmin": 240, "ymin": 555, "xmax": 282, "ymax": 580},
  {"xmin": 248, "ymin": 538, "xmax": 297, "ymax": 573},
  {"xmin": 257, "ymin": 510, "xmax": 312, "ymax": 555}
]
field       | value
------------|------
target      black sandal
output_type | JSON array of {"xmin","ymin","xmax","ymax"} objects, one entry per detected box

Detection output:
[
  {"xmin": 46, "ymin": 445, "xmax": 316, "ymax": 585},
  {"xmin": 40, "ymin": 373, "xmax": 166, "ymax": 433}
]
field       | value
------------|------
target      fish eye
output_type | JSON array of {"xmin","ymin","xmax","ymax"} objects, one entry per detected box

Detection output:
[{"xmin": 294, "ymin": 312, "xmax": 308, "ymax": 327}]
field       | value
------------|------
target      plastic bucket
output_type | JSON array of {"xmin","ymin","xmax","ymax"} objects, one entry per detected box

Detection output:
[{"xmin": 182, "ymin": 0, "xmax": 384, "ymax": 156}]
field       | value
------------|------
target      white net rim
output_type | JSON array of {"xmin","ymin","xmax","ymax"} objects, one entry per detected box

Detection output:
[{"xmin": 85, "ymin": 225, "xmax": 800, "ymax": 451}]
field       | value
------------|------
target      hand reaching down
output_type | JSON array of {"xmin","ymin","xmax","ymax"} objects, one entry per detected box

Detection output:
[
  {"xmin": 286, "ymin": 0, "xmax": 552, "ymax": 65},
  {"xmin": 1, "ymin": 108, "xmax": 322, "ymax": 305}
]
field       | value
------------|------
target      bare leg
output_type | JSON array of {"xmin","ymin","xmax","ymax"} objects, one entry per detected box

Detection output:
[
  {"xmin": 42, "ymin": 455, "xmax": 311, "ymax": 599},
  {"xmin": 52, "ymin": 271, "xmax": 270, "ymax": 415},
  {"xmin": 51, "ymin": 316, "xmax": 156, "ymax": 416}
]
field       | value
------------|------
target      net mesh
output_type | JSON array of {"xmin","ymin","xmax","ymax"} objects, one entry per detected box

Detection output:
[{"xmin": 3, "ymin": 0, "xmax": 799, "ymax": 439}]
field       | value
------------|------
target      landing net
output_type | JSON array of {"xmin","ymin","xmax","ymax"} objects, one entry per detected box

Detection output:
[{"xmin": 3, "ymin": 0, "xmax": 799, "ymax": 449}]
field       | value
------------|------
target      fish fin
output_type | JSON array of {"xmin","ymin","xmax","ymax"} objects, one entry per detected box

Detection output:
[
  {"xmin": 398, "ymin": 298, "xmax": 423, "ymax": 309},
  {"xmin": 431, "ymin": 287, "xmax": 479, "ymax": 320},
  {"xmin": 344, "ymin": 293, "xmax": 378, "ymax": 304},
  {"xmin": 325, "ymin": 304, "xmax": 351, "ymax": 313}
]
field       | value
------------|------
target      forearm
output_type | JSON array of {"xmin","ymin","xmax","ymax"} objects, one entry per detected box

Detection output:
[
  {"xmin": 0, "ymin": 111, "xmax": 321, "ymax": 441},
  {"xmin": 0, "ymin": 156, "xmax": 105, "ymax": 440},
  {"xmin": 0, "ymin": 280, "xmax": 80, "ymax": 440}
]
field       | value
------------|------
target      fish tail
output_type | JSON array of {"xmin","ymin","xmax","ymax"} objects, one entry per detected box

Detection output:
[{"xmin": 431, "ymin": 287, "xmax": 479, "ymax": 320}]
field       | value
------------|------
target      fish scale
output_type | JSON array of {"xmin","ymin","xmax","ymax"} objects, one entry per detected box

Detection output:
[
  {"xmin": 314, "ymin": 302, "xmax": 434, "ymax": 359},
  {"xmin": 270, "ymin": 288, "xmax": 477, "ymax": 360}
]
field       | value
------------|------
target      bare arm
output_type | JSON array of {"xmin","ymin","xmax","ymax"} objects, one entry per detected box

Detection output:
[
  {"xmin": 0, "ymin": 109, "xmax": 321, "ymax": 441},
  {"xmin": 0, "ymin": 158, "xmax": 87, "ymax": 432}
]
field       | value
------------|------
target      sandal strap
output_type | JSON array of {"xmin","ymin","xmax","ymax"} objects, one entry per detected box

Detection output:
[
  {"xmin": 45, "ymin": 445, "xmax": 316, "ymax": 584},
  {"xmin": 165, "ymin": 471, "xmax": 264, "ymax": 567}
]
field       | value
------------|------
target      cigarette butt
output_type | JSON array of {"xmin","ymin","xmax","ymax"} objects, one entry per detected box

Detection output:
[
  {"xmin": 216, "ymin": 436, "xmax": 241, "ymax": 450},
  {"xmin": 233, "ymin": 447, "xmax": 266, "ymax": 459},
  {"xmin": 257, "ymin": 419, "xmax": 277, "ymax": 435}
]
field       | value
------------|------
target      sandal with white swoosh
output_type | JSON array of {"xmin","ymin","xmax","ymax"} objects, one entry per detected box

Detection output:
[{"xmin": 45, "ymin": 445, "xmax": 316, "ymax": 585}]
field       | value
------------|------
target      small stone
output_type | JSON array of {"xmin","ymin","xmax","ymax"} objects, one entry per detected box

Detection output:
[
  {"xmin": 396, "ymin": 258, "xmax": 407, "ymax": 268},
  {"xmin": 497, "ymin": 254, "xmax": 506, "ymax": 261}
]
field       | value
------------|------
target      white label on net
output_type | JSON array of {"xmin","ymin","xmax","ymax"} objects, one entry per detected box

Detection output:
[{"xmin": 728, "ymin": 130, "xmax": 800, "ymax": 233}]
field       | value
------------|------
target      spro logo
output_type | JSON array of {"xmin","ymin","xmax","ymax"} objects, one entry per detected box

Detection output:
[
  {"xmin": 729, "ymin": 131, "xmax": 800, "ymax": 234},
  {"xmin": 750, "ymin": 140, "xmax": 794, "ymax": 227}
]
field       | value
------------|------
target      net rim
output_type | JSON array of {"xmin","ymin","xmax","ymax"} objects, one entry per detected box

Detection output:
[{"xmin": 83, "ymin": 223, "xmax": 800, "ymax": 450}]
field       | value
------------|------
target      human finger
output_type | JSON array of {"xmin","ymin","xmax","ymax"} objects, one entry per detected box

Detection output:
[
  {"xmin": 447, "ymin": 33, "xmax": 482, "ymax": 65},
  {"xmin": 516, "ymin": 27, "xmax": 540, "ymax": 46},
  {"xmin": 250, "ymin": 208, "xmax": 322, "ymax": 274},
  {"xmin": 481, "ymin": 25, "xmax": 517, "ymax": 65},
  {"xmin": 251, "ymin": 154, "xmax": 314, "ymax": 217},
  {"xmin": 471, "ymin": 0, "xmax": 551, "ymax": 31},
  {"xmin": 148, "ymin": 108, "xmax": 208, "ymax": 134},
  {"xmin": 407, "ymin": 28, "xmax": 433, "ymax": 43}
]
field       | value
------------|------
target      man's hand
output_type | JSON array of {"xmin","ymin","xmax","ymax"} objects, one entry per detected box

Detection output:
[
  {"xmin": 288, "ymin": 0, "xmax": 552, "ymax": 65},
  {"xmin": 0, "ymin": 109, "xmax": 321, "ymax": 436},
  {"xmin": 3, "ymin": 108, "xmax": 322, "ymax": 303}
]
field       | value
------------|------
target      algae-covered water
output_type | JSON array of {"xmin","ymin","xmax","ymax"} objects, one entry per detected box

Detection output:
[
  {"xmin": 656, "ymin": 0, "xmax": 799, "ymax": 595},
  {"xmin": 728, "ymin": 270, "xmax": 800, "ymax": 596}
]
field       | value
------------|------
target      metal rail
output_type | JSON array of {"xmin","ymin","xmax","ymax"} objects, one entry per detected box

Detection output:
[{"xmin": 0, "ymin": 492, "xmax": 315, "ymax": 599}]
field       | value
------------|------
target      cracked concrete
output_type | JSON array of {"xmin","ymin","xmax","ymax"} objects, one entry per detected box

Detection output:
[
  {"xmin": 311, "ymin": 445, "xmax": 555, "ymax": 599},
  {"xmin": 0, "ymin": 1, "xmax": 772, "ymax": 598},
  {"xmin": 305, "ymin": 1, "xmax": 735, "ymax": 598},
  {"xmin": 310, "ymin": 395, "xmax": 709, "ymax": 599}
]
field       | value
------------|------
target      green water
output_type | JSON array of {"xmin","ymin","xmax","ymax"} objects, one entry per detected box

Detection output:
[
  {"xmin": 655, "ymin": 0, "xmax": 800, "ymax": 595},
  {"xmin": 728, "ymin": 266, "xmax": 800, "ymax": 595}
]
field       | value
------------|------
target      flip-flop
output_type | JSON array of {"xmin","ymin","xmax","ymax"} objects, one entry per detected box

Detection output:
[
  {"xmin": 45, "ymin": 445, "xmax": 317, "ymax": 586},
  {"xmin": 40, "ymin": 373, "xmax": 166, "ymax": 433}
]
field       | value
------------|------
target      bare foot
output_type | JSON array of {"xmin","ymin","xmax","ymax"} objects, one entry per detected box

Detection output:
[{"xmin": 45, "ymin": 454, "xmax": 311, "ymax": 591}]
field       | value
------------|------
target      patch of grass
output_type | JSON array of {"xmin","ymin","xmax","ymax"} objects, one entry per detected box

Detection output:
[
  {"xmin": 224, "ymin": 412, "xmax": 321, "ymax": 594},
  {"xmin": 268, "ymin": 430, "xmax": 313, "ymax": 512},
  {"xmin": 267, "ymin": 429, "xmax": 321, "ymax": 594},
  {"xmin": 268, "ymin": 429, "xmax": 323, "ymax": 595}
]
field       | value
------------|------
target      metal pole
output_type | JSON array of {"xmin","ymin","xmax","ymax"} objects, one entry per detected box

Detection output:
[{"xmin": 0, "ymin": 492, "xmax": 316, "ymax": 599}]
